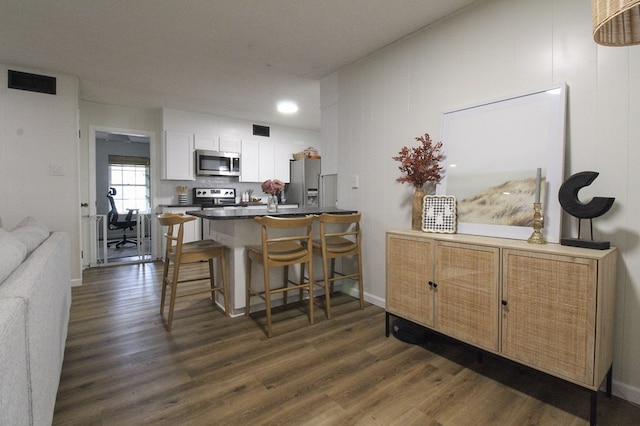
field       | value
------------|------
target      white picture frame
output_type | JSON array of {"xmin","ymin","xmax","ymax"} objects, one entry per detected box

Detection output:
[{"xmin": 437, "ymin": 84, "xmax": 567, "ymax": 243}]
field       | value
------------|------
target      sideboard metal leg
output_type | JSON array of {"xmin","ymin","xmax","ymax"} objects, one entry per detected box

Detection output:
[
  {"xmin": 606, "ymin": 365, "xmax": 613, "ymax": 398},
  {"xmin": 385, "ymin": 312, "xmax": 390, "ymax": 337},
  {"xmin": 590, "ymin": 390, "xmax": 597, "ymax": 426}
]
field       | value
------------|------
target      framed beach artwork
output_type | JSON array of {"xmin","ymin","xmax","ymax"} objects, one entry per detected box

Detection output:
[{"xmin": 437, "ymin": 84, "xmax": 567, "ymax": 243}]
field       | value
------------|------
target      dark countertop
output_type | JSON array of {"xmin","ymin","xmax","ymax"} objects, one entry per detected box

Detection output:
[
  {"xmin": 187, "ymin": 206, "xmax": 357, "ymax": 220},
  {"xmin": 160, "ymin": 204, "xmax": 202, "ymax": 208},
  {"xmin": 159, "ymin": 203, "xmax": 297, "ymax": 209}
]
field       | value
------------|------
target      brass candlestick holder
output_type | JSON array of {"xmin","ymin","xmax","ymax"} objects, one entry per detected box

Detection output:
[{"xmin": 527, "ymin": 202, "xmax": 546, "ymax": 244}]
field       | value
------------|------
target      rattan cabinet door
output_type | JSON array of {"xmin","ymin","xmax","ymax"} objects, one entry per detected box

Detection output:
[
  {"xmin": 386, "ymin": 234, "xmax": 435, "ymax": 327},
  {"xmin": 501, "ymin": 249, "xmax": 597, "ymax": 386},
  {"xmin": 434, "ymin": 242, "xmax": 500, "ymax": 352}
]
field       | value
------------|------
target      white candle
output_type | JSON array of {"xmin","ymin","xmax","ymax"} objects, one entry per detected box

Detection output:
[{"xmin": 535, "ymin": 168, "xmax": 541, "ymax": 204}]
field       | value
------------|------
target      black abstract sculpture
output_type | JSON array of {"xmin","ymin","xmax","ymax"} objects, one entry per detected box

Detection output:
[{"xmin": 558, "ymin": 171, "xmax": 615, "ymax": 249}]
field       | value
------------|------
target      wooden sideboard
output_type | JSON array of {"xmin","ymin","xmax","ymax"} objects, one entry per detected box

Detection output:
[{"xmin": 385, "ymin": 230, "xmax": 617, "ymax": 425}]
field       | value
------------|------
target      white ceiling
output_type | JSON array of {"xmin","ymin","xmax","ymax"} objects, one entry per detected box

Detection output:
[{"xmin": 0, "ymin": 0, "xmax": 479, "ymax": 130}]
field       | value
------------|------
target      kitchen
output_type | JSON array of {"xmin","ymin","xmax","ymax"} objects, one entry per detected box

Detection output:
[
  {"xmin": 160, "ymin": 147, "xmax": 341, "ymax": 307},
  {"xmin": 83, "ymin": 105, "xmax": 327, "ymax": 268}
]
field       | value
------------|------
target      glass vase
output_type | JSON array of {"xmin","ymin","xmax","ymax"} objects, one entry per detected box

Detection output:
[{"xmin": 267, "ymin": 194, "xmax": 278, "ymax": 213}]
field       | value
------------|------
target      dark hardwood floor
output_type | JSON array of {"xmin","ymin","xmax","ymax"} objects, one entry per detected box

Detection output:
[{"xmin": 54, "ymin": 262, "xmax": 640, "ymax": 425}]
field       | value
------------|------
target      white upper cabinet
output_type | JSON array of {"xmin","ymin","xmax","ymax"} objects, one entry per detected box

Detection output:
[
  {"xmin": 240, "ymin": 139, "xmax": 260, "ymax": 182},
  {"xmin": 240, "ymin": 139, "xmax": 296, "ymax": 183},
  {"xmin": 194, "ymin": 134, "xmax": 219, "ymax": 151},
  {"xmin": 258, "ymin": 140, "xmax": 276, "ymax": 182},
  {"xmin": 163, "ymin": 130, "xmax": 195, "ymax": 180},
  {"xmin": 274, "ymin": 143, "xmax": 294, "ymax": 183},
  {"xmin": 219, "ymin": 136, "xmax": 241, "ymax": 153}
]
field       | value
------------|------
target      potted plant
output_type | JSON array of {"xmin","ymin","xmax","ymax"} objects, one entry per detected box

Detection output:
[{"xmin": 393, "ymin": 133, "xmax": 444, "ymax": 230}]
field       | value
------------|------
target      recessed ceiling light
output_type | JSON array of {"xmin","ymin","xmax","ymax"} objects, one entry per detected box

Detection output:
[{"xmin": 277, "ymin": 101, "xmax": 298, "ymax": 114}]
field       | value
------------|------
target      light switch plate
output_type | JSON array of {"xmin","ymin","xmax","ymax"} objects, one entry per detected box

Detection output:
[
  {"xmin": 351, "ymin": 174, "xmax": 359, "ymax": 189},
  {"xmin": 49, "ymin": 164, "xmax": 65, "ymax": 176}
]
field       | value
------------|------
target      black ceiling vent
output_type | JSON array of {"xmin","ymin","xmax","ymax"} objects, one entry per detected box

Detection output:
[
  {"xmin": 253, "ymin": 124, "xmax": 270, "ymax": 137},
  {"xmin": 8, "ymin": 70, "xmax": 57, "ymax": 95}
]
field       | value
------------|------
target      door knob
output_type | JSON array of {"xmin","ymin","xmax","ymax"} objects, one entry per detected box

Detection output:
[{"xmin": 81, "ymin": 203, "xmax": 89, "ymax": 207}]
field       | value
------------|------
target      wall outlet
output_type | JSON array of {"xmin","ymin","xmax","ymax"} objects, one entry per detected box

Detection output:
[
  {"xmin": 49, "ymin": 164, "xmax": 65, "ymax": 176},
  {"xmin": 351, "ymin": 174, "xmax": 359, "ymax": 189}
]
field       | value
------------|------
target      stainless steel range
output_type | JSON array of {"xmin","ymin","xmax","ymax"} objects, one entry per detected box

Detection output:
[{"xmin": 193, "ymin": 187, "xmax": 236, "ymax": 207}]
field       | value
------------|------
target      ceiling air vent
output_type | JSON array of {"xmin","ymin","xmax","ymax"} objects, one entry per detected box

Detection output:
[
  {"xmin": 8, "ymin": 70, "xmax": 57, "ymax": 95},
  {"xmin": 253, "ymin": 124, "xmax": 270, "ymax": 137}
]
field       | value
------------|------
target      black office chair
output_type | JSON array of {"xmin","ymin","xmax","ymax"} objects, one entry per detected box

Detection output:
[{"xmin": 106, "ymin": 187, "xmax": 137, "ymax": 248}]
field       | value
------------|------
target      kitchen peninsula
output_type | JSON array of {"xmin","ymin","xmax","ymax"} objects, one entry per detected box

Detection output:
[{"xmin": 187, "ymin": 206, "xmax": 357, "ymax": 316}]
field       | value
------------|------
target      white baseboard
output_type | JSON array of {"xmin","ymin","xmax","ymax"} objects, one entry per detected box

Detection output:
[
  {"xmin": 363, "ymin": 292, "xmax": 385, "ymax": 308},
  {"xmin": 339, "ymin": 281, "xmax": 384, "ymax": 308},
  {"xmin": 612, "ymin": 379, "xmax": 640, "ymax": 406}
]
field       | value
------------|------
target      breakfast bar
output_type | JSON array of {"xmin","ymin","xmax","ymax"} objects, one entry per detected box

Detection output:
[{"xmin": 187, "ymin": 206, "xmax": 357, "ymax": 316}]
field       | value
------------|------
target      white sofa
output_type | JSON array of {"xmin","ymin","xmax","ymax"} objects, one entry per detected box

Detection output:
[{"xmin": 0, "ymin": 217, "xmax": 71, "ymax": 426}]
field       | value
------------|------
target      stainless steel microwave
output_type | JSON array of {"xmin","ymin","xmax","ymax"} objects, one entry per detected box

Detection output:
[{"xmin": 195, "ymin": 150, "xmax": 240, "ymax": 177}]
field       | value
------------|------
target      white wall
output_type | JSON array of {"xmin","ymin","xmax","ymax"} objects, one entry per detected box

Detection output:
[
  {"xmin": 326, "ymin": 0, "xmax": 640, "ymax": 403},
  {"xmin": 0, "ymin": 65, "xmax": 81, "ymax": 283}
]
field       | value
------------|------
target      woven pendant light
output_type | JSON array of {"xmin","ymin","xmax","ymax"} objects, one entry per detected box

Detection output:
[{"xmin": 593, "ymin": 0, "xmax": 640, "ymax": 46}]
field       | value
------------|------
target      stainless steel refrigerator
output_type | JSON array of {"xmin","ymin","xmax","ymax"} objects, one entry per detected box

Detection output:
[{"xmin": 288, "ymin": 158, "xmax": 321, "ymax": 208}]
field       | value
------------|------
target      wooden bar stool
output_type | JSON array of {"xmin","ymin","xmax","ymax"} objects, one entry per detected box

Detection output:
[
  {"xmin": 158, "ymin": 213, "xmax": 229, "ymax": 331},
  {"xmin": 307, "ymin": 212, "xmax": 364, "ymax": 319},
  {"xmin": 245, "ymin": 215, "xmax": 315, "ymax": 337}
]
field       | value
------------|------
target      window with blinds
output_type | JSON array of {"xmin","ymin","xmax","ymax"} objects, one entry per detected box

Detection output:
[{"xmin": 109, "ymin": 155, "xmax": 150, "ymax": 213}]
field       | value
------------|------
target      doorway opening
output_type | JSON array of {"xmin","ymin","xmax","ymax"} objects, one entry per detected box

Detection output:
[{"xmin": 95, "ymin": 130, "xmax": 153, "ymax": 265}]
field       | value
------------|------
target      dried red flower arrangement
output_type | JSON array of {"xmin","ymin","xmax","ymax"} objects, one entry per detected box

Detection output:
[{"xmin": 393, "ymin": 133, "xmax": 444, "ymax": 189}]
